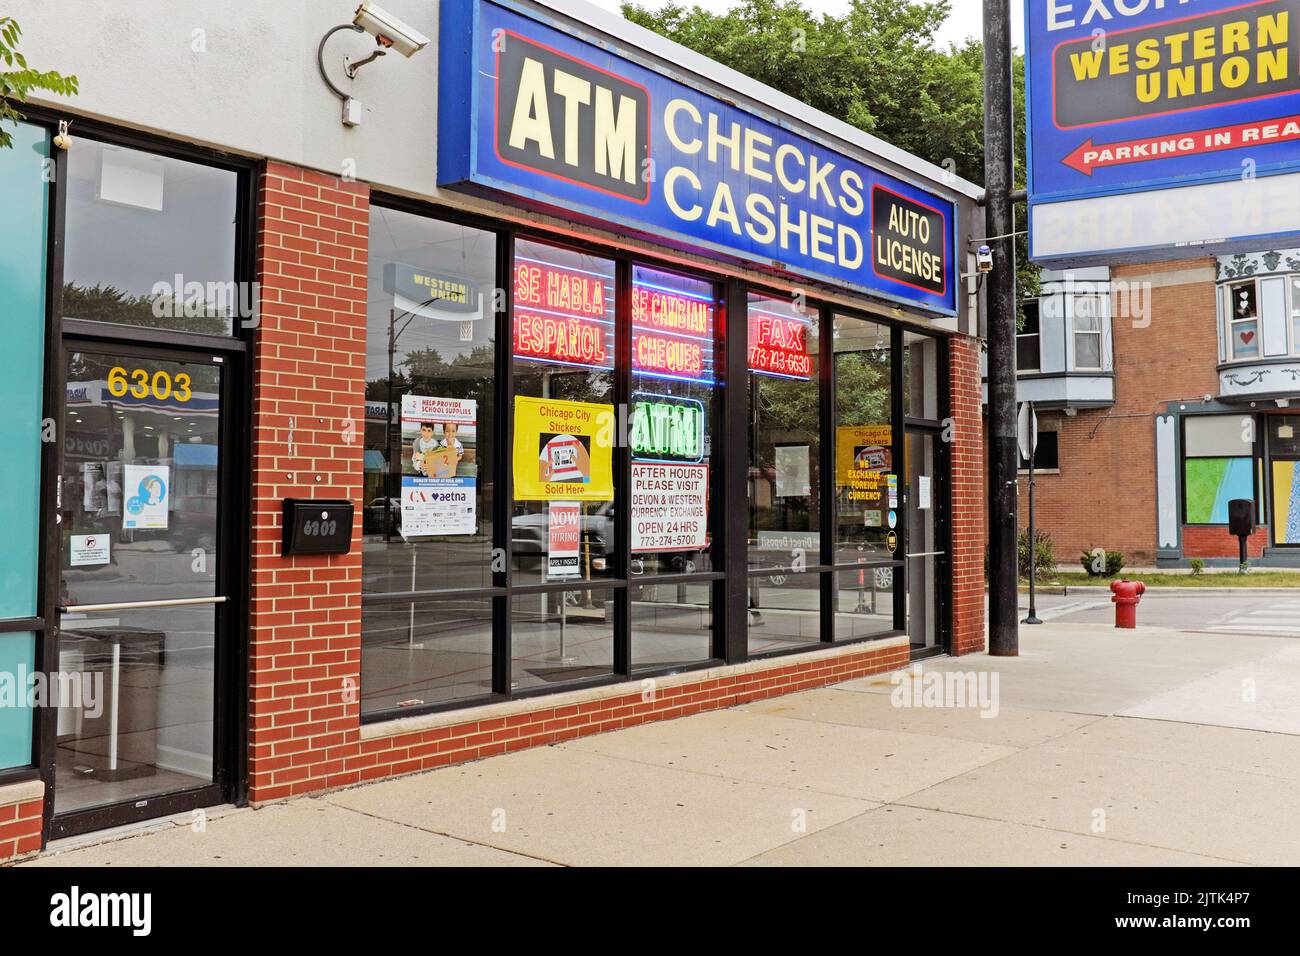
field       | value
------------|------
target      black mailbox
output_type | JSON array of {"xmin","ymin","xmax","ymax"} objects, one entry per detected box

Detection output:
[
  {"xmin": 1228, "ymin": 499, "xmax": 1255, "ymax": 539},
  {"xmin": 282, "ymin": 499, "xmax": 355, "ymax": 556}
]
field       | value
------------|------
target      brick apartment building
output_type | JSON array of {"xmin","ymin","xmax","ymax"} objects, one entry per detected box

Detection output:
[
  {"xmin": 1007, "ymin": 254, "xmax": 1300, "ymax": 569},
  {"xmin": 0, "ymin": 0, "xmax": 987, "ymax": 860}
]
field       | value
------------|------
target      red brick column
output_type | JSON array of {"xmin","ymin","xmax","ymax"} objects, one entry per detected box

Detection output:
[
  {"xmin": 248, "ymin": 163, "xmax": 369, "ymax": 801},
  {"xmin": 949, "ymin": 335, "xmax": 986, "ymax": 656},
  {"xmin": 0, "ymin": 783, "xmax": 44, "ymax": 861}
]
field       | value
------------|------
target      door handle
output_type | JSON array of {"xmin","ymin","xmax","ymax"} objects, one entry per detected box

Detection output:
[{"xmin": 58, "ymin": 596, "xmax": 229, "ymax": 613}]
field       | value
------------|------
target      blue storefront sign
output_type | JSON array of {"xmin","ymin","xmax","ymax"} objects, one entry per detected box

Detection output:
[
  {"xmin": 438, "ymin": 0, "xmax": 957, "ymax": 315},
  {"xmin": 1026, "ymin": 0, "xmax": 1300, "ymax": 263}
]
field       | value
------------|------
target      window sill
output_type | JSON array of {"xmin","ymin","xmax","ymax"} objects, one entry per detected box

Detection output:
[{"xmin": 358, "ymin": 634, "xmax": 909, "ymax": 742}]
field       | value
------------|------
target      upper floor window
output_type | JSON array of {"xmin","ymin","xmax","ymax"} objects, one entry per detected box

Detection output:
[
  {"xmin": 1227, "ymin": 281, "xmax": 1260, "ymax": 360},
  {"xmin": 1017, "ymin": 301, "xmax": 1041, "ymax": 372},
  {"xmin": 1291, "ymin": 277, "xmax": 1300, "ymax": 352},
  {"xmin": 1217, "ymin": 270, "xmax": 1300, "ymax": 362},
  {"xmin": 1072, "ymin": 293, "xmax": 1105, "ymax": 370}
]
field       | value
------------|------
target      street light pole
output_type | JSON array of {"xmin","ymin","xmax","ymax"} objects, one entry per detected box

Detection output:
[{"xmin": 984, "ymin": 0, "xmax": 1020, "ymax": 656}]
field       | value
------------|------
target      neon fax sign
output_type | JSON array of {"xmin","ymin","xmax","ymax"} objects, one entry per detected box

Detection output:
[{"xmin": 438, "ymin": 0, "xmax": 957, "ymax": 314}]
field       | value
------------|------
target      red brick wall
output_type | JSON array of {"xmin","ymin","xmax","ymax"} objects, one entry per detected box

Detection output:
[
  {"xmin": 345, "ymin": 643, "xmax": 912, "ymax": 784},
  {"xmin": 0, "ymin": 792, "xmax": 43, "ymax": 862},
  {"xmin": 248, "ymin": 163, "xmax": 370, "ymax": 801},
  {"xmin": 950, "ymin": 336, "xmax": 986, "ymax": 656},
  {"xmin": 1016, "ymin": 260, "xmax": 1221, "ymax": 565},
  {"xmin": 1182, "ymin": 525, "xmax": 1269, "ymax": 559},
  {"xmin": 241, "ymin": 158, "xmax": 984, "ymax": 809}
]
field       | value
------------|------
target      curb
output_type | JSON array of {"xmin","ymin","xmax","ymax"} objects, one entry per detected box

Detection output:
[{"xmin": 1028, "ymin": 586, "xmax": 1300, "ymax": 596}]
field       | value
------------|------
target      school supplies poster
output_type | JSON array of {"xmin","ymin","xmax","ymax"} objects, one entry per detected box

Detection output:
[
  {"xmin": 513, "ymin": 396, "xmax": 615, "ymax": 501},
  {"xmin": 399, "ymin": 395, "xmax": 477, "ymax": 537}
]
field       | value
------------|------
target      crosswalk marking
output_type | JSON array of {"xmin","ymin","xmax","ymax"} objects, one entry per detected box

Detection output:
[
  {"xmin": 1207, "ymin": 600, "xmax": 1300, "ymax": 636},
  {"xmin": 1027, "ymin": 599, "xmax": 1111, "ymax": 621}
]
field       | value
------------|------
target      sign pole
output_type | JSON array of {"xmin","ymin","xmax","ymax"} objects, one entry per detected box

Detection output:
[
  {"xmin": 1023, "ymin": 402, "xmax": 1042, "ymax": 625},
  {"xmin": 984, "ymin": 0, "xmax": 1019, "ymax": 656}
]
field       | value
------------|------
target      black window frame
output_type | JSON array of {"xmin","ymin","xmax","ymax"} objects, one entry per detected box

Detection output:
[
  {"xmin": 358, "ymin": 193, "xmax": 953, "ymax": 723},
  {"xmin": 1179, "ymin": 413, "xmax": 1262, "ymax": 528},
  {"xmin": 1018, "ymin": 430, "xmax": 1060, "ymax": 471},
  {"xmin": 7, "ymin": 105, "xmax": 258, "ymax": 842}
]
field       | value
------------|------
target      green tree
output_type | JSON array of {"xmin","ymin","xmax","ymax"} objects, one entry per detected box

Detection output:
[
  {"xmin": 621, "ymin": 0, "xmax": 1038, "ymax": 305},
  {"xmin": 0, "ymin": 17, "xmax": 78, "ymax": 149}
]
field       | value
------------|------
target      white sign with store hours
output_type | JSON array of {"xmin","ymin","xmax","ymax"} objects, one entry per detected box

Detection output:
[{"xmin": 631, "ymin": 463, "xmax": 708, "ymax": 553}]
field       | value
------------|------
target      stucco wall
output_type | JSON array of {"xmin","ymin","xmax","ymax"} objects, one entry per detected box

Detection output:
[{"xmin": 6, "ymin": 0, "xmax": 981, "ymax": 335}]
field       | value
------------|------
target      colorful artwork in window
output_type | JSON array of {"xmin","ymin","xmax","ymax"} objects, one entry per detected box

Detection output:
[
  {"xmin": 1273, "ymin": 460, "xmax": 1300, "ymax": 546},
  {"xmin": 1184, "ymin": 457, "xmax": 1253, "ymax": 525}
]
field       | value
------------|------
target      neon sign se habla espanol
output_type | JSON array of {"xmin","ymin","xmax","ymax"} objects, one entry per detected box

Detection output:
[{"xmin": 513, "ymin": 258, "xmax": 613, "ymax": 367}]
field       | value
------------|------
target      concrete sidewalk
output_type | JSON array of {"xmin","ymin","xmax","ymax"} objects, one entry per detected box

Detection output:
[{"xmin": 23, "ymin": 622, "xmax": 1300, "ymax": 867}]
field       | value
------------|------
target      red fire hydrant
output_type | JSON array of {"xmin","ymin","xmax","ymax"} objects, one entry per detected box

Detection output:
[{"xmin": 1110, "ymin": 579, "xmax": 1147, "ymax": 629}]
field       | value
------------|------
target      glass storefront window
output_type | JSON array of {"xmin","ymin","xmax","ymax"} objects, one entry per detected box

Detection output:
[
  {"xmin": 746, "ymin": 572, "xmax": 821, "ymax": 655},
  {"xmin": 361, "ymin": 206, "xmax": 498, "ymax": 713},
  {"xmin": 904, "ymin": 329, "xmax": 941, "ymax": 421},
  {"xmin": 363, "ymin": 207, "xmax": 497, "ymax": 595},
  {"xmin": 64, "ymin": 140, "xmax": 241, "ymax": 335},
  {"xmin": 630, "ymin": 583, "xmax": 713, "ymax": 671},
  {"xmin": 747, "ymin": 293, "xmax": 820, "ymax": 572},
  {"xmin": 361, "ymin": 597, "xmax": 493, "ymax": 713},
  {"xmin": 511, "ymin": 589, "xmax": 614, "ymax": 689},
  {"xmin": 834, "ymin": 314, "xmax": 893, "ymax": 565},
  {"xmin": 511, "ymin": 239, "xmax": 617, "ymax": 585},
  {"xmin": 630, "ymin": 265, "xmax": 719, "ymax": 576},
  {"xmin": 1183, "ymin": 415, "xmax": 1256, "ymax": 525},
  {"xmin": 833, "ymin": 569, "xmax": 897, "ymax": 642}
]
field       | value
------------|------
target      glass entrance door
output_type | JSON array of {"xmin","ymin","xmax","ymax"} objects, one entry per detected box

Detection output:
[
  {"xmin": 905, "ymin": 429, "xmax": 944, "ymax": 653},
  {"xmin": 1269, "ymin": 416, "xmax": 1300, "ymax": 546},
  {"xmin": 54, "ymin": 344, "xmax": 232, "ymax": 832}
]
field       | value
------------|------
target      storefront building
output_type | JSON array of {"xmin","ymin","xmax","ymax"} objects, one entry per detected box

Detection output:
[
  {"xmin": 1006, "ymin": 255, "xmax": 1300, "ymax": 568},
  {"xmin": 0, "ymin": 0, "xmax": 985, "ymax": 860}
]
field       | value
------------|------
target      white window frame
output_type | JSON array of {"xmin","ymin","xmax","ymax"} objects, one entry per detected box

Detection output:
[
  {"xmin": 1224, "ymin": 279, "xmax": 1262, "ymax": 361},
  {"xmin": 1017, "ymin": 300, "xmax": 1041, "ymax": 372},
  {"xmin": 1290, "ymin": 276, "xmax": 1300, "ymax": 356},
  {"xmin": 1070, "ymin": 291, "xmax": 1106, "ymax": 372}
]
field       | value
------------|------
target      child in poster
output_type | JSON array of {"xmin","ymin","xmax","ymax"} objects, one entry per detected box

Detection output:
[{"xmin": 399, "ymin": 396, "xmax": 477, "ymax": 537}]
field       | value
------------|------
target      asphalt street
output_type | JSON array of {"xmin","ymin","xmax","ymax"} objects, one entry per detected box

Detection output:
[{"xmin": 1021, "ymin": 589, "xmax": 1300, "ymax": 637}]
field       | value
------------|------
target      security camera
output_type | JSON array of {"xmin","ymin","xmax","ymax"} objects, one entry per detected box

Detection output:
[
  {"xmin": 353, "ymin": 2, "xmax": 429, "ymax": 57},
  {"xmin": 976, "ymin": 244, "xmax": 994, "ymax": 274}
]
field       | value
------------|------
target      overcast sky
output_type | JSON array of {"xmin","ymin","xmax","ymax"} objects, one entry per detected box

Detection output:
[{"xmin": 586, "ymin": 0, "xmax": 1026, "ymax": 50}]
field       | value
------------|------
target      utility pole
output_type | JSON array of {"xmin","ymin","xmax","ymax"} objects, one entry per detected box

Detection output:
[{"xmin": 983, "ymin": 0, "xmax": 1020, "ymax": 656}]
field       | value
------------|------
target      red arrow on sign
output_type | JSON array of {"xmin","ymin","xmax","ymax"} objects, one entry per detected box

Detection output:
[{"xmin": 1063, "ymin": 114, "xmax": 1300, "ymax": 176}]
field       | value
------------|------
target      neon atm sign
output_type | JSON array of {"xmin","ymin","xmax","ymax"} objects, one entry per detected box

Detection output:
[
  {"xmin": 630, "ymin": 393, "xmax": 705, "ymax": 463},
  {"xmin": 513, "ymin": 258, "xmax": 614, "ymax": 368}
]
